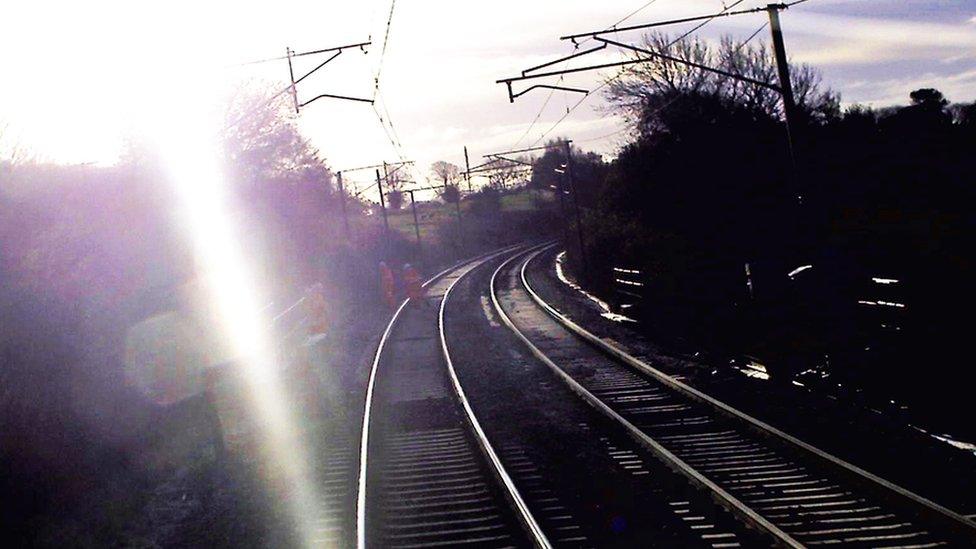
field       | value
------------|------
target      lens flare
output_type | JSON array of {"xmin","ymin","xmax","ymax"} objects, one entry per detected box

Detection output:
[{"xmin": 151, "ymin": 74, "xmax": 325, "ymax": 548}]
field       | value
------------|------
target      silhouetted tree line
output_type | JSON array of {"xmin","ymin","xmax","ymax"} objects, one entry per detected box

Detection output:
[{"xmin": 559, "ymin": 34, "xmax": 976, "ymax": 418}]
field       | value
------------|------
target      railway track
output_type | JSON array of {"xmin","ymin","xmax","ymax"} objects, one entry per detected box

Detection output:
[
  {"xmin": 491, "ymin": 245, "xmax": 976, "ymax": 548},
  {"xmin": 357, "ymin": 245, "xmax": 548, "ymax": 548},
  {"xmin": 359, "ymin": 244, "xmax": 765, "ymax": 548},
  {"xmin": 444, "ymin": 246, "xmax": 771, "ymax": 547}
]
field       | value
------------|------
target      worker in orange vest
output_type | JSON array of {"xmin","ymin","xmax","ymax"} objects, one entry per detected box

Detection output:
[
  {"xmin": 403, "ymin": 263, "xmax": 427, "ymax": 307},
  {"xmin": 379, "ymin": 261, "xmax": 396, "ymax": 310}
]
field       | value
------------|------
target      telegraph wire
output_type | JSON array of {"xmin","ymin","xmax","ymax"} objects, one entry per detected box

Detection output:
[
  {"xmin": 368, "ymin": 0, "xmax": 431, "ymax": 187},
  {"xmin": 373, "ymin": 0, "xmax": 398, "ymax": 101},
  {"xmin": 737, "ymin": 20, "xmax": 770, "ymax": 52},
  {"xmin": 528, "ymin": 0, "xmax": 750, "ymax": 147},
  {"xmin": 511, "ymin": 0, "xmax": 664, "ymax": 149}
]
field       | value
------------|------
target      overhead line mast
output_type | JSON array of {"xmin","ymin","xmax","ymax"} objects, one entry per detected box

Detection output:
[{"xmin": 496, "ymin": 2, "xmax": 807, "ymax": 203}]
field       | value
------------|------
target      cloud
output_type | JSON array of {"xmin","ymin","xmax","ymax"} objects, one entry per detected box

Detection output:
[
  {"xmin": 789, "ymin": 13, "xmax": 976, "ymax": 65},
  {"xmin": 841, "ymin": 67, "xmax": 976, "ymax": 106}
]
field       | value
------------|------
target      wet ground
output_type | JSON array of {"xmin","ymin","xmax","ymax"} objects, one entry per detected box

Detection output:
[{"xmin": 526, "ymin": 246, "xmax": 976, "ymax": 519}]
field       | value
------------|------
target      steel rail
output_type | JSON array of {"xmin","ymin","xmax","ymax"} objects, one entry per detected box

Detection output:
[
  {"xmin": 519, "ymin": 245, "xmax": 976, "ymax": 542},
  {"xmin": 438, "ymin": 243, "xmax": 555, "ymax": 549},
  {"xmin": 355, "ymin": 243, "xmax": 534, "ymax": 549},
  {"xmin": 490, "ymin": 249, "xmax": 804, "ymax": 548}
]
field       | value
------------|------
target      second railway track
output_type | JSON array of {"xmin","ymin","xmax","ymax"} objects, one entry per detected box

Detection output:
[
  {"xmin": 491, "ymin": 244, "xmax": 976, "ymax": 548},
  {"xmin": 355, "ymin": 242, "xmax": 976, "ymax": 547}
]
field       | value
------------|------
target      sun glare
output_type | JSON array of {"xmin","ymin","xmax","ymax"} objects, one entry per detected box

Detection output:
[{"xmin": 152, "ymin": 74, "xmax": 326, "ymax": 548}]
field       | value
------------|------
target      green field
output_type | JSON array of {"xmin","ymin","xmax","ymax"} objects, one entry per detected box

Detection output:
[{"xmin": 378, "ymin": 188, "xmax": 555, "ymax": 243}]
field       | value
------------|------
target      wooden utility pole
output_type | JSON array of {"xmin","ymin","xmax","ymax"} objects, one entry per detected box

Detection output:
[
  {"xmin": 463, "ymin": 146, "xmax": 472, "ymax": 192},
  {"xmin": 336, "ymin": 171, "xmax": 350, "ymax": 240},
  {"xmin": 375, "ymin": 169, "xmax": 391, "ymax": 255},
  {"xmin": 564, "ymin": 140, "xmax": 589, "ymax": 280},
  {"xmin": 767, "ymin": 3, "xmax": 802, "ymax": 204},
  {"xmin": 407, "ymin": 189, "xmax": 422, "ymax": 255},
  {"xmin": 285, "ymin": 47, "xmax": 300, "ymax": 113},
  {"xmin": 454, "ymin": 195, "xmax": 464, "ymax": 254}
]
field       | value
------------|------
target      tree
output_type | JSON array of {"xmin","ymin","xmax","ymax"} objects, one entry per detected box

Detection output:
[
  {"xmin": 217, "ymin": 85, "xmax": 341, "ymax": 282},
  {"xmin": 430, "ymin": 160, "xmax": 460, "ymax": 186},
  {"xmin": 431, "ymin": 160, "xmax": 461, "ymax": 203},
  {"xmin": 440, "ymin": 183, "xmax": 460, "ymax": 204},
  {"xmin": 0, "ymin": 122, "xmax": 35, "ymax": 172},
  {"xmin": 883, "ymin": 88, "xmax": 953, "ymax": 132},
  {"xmin": 910, "ymin": 88, "xmax": 947, "ymax": 108},
  {"xmin": 605, "ymin": 33, "xmax": 839, "ymax": 137},
  {"xmin": 386, "ymin": 190, "xmax": 404, "ymax": 210},
  {"xmin": 950, "ymin": 101, "xmax": 976, "ymax": 128},
  {"xmin": 221, "ymin": 86, "xmax": 332, "ymax": 191},
  {"xmin": 485, "ymin": 156, "xmax": 531, "ymax": 189},
  {"xmin": 384, "ymin": 166, "xmax": 406, "ymax": 210},
  {"xmin": 528, "ymin": 139, "xmax": 568, "ymax": 192},
  {"xmin": 528, "ymin": 139, "xmax": 606, "ymax": 201}
]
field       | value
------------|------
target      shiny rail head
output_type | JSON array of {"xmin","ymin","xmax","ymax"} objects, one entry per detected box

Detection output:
[
  {"xmin": 355, "ymin": 242, "xmax": 538, "ymax": 549},
  {"xmin": 517, "ymin": 245, "xmax": 976, "ymax": 543}
]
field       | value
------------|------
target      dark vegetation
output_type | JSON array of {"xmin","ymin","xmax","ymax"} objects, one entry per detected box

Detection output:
[
  {"xmin": 545, "ymin": 34, "xmax": 976, "ymax": 438},
  {"xmin": 0, "ymin": 90, "xmax": 553, "ymax": 545},
  {"xmin": 3, "ymin": 28, "xmax": 972, "ymax": 544}
]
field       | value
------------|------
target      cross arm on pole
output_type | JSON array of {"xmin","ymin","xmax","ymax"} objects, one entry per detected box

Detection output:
[
  {"xmin": 486, "ymin": 154, "xmax": 535, "ymax": 167},
  {"xmin": 482, "ymin": 141, "xmax": 571, "ymax": 157},
  {"xmin": 341, "ymin": 160, "xmax": 414, "ymax": 174},
  {"xmin": 269, "ymin": 39, "xmax": 373, "ymax": 112},
  {"xmin": 497, "ymin": 57, "xmax": 653, "ymax": 101},
  {"xmin": 593, "ymin": 37, "xmax": 780, "ymax": 91},
  {"xmin": 241, "ymin": 40, "xmax": 372, "ymax": 65},
  {"xmin": 508, "ymin": 84, "xmax": 589, "ymax": 103},
  {"xmin": 402, "ymin": 184, "xmax": 448, "ymax": 193},
  {"xmin": 497, "ymin": 32, "xmax": 779, "ymax": 102},
  {"xmin": 465, "ymin": 160, "xmax": 494, "ymax": 173},
  {"xmin": 293, "ymin": 50, "xmax": 343, "ymax": 87},
  {"xmin": 522, "ymin": 43, "xmax": 608, "ymax": 75},
  {"xmin": 466, "ymin": 165, "xmax": 535, "ymax": 176},
  {"xmin": 299, "ymin": 93, "xmax": 374, "ymax": 107}
]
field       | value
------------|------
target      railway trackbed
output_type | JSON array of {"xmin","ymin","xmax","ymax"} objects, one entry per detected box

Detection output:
[
  {"xmin": 357, "ymin": 245, "xmax": 546, "ymax": 548},
  {"xmin": 490, "ymin": 245, "xmax": 976, "ymax": 548},
  {"xmin": 359, "ymin": 243, "xmax": 765, "ymax": 548},
  {"xmin": 353, "ymin": 243, "xmax": 976, "ymax": 548}
]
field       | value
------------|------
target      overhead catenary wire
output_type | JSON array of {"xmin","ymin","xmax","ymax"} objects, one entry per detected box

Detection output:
[
  {"xmin": 372, "ymin": 100, "xmax": 429, "ymax": 186},
  {"xmin": 737, "ymin": 20, "xmax": 770, "ymax": 52},
  {"xmin": 511, "ymin": 0, "xmax": 664, "ymax": 149},
  {"xmin": 527, "ymin": 0, "xmax": 750, "ymax": 148},
  {"xmin": 367, "ymin": 0, "xmax": 432, "ymax": 188},
  {"xmin": 372, "ymin": 0, "xmax": 398, "ymax": 101},
  {"xmin": 529, "ymin": 0, "xmax": 750, "ymax": 146}
]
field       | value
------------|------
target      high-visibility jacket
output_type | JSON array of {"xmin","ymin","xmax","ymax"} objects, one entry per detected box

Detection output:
[
  {"xmin": 380, "ymin": 264, "xmax": 396, "ymax": 307},
  {"xmin": 404, "ymin": 267, "xmax": 424, "ymax": 300}
]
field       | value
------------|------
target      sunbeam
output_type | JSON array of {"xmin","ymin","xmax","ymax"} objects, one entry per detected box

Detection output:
[{"xmin": 152, "ymin": 75, "xmax": 326, "ymax": 549}]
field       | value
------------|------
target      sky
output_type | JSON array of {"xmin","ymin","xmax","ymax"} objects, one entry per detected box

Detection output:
[{"xmin": 2, "ymin": 0, "xmax": 975, "ymax": 192}]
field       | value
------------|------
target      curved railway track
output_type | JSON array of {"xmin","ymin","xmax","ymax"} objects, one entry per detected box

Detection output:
[
  {"xmin": 445, "ymin": 246, "xmax": 771, "ymax": 547},
  {"xmin": 354, "ymin": 243, "xmax": 976, "ymax": 548},
  {"xmin": 490, "ymin": 244, "xmax": 976, "ymax": 548},
  {"xmin": 356, "ymin": 245, "xmax": 549, "ymax": 549}
]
